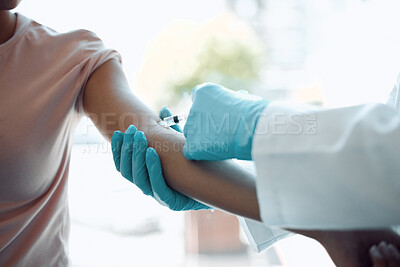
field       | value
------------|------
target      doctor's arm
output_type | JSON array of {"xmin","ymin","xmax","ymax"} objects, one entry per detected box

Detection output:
[
  {"xmin": 81, "ymin": 58, "xmax": 261, "ymax": 221},
  {"xmin": 251, "ymin": 100, "xmax": 400, "ymax": 229},
  {"xmin": 181, "ymin": 82, "xmax": 400, "ymax": 229}
]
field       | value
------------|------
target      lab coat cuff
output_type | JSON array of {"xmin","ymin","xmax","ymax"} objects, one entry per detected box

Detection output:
[
  {"xmin": 251, "ymin": 103, "xmax": 287, "ymax": 226},
  {"xmin": 238, "ymin": 216, "xmax": 293, "ymax": 253},
  {"xmin": 251, "ymin": 102, "xmax": 319, "ymax": 226}
]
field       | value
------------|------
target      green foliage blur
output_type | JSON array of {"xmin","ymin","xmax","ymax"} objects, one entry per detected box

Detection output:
[
  {"xmin": 166, "ymin": 37, "xmax": 264, "ymax": 102},
  {"xmin": 135, "ymin": 13, "xmax": 266, "ymax": 109}
]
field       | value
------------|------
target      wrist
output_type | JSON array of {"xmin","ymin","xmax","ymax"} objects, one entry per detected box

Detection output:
[{"xmin": 234, "ymin": 99, "xmax": 268, "ymax": 160}]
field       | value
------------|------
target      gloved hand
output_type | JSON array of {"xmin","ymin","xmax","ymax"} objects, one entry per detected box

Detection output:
[
  {"xmin": 183, "ymin": 83, "xmax": 268, "ymax": 161},
  {"xmin": 111, "ymin": 106, "xmax": 211, "ymax": 211}
]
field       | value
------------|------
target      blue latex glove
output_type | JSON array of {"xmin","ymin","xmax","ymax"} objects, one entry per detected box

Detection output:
[
  {"xmin": 111, "ymin": 106, "xmax": 210, "ymax": 211},
  {"xmin": 183, "ymin": 83, "xmax": 268, "ymax": 161}
]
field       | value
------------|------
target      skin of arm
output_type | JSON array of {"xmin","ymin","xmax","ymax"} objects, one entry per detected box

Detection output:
[{"xmin": 82, "ymin": 58, "xmax": 261, "ymax": 221}]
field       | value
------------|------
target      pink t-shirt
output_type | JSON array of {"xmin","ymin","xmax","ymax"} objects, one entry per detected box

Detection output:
[{"xmin": 0, "ymin": 13, "xmax": 121, "ymax": 266}]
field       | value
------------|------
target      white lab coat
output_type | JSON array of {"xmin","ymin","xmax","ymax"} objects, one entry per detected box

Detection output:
[{"xmin": 239, "ymin": 74, "xmax": 400, "ymax": 251}]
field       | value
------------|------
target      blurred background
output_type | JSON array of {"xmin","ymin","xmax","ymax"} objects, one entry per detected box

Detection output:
[{"xmin": 15, "ymin": 0, "xmax": 400, "ymax": 266}]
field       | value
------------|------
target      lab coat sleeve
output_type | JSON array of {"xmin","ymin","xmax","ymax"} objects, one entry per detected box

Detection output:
[
  {"xmin": 252, "ymin": 82, "xmax": 400, "ymax": 229},
  {"xmin": 238, "ymin": 216, "xmax": 293, "ymax": 252}
]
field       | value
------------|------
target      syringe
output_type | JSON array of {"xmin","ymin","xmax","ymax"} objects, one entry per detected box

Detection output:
[{"xmin": 158, "ymin": 114, "xmax": 187, "ymax": 127}]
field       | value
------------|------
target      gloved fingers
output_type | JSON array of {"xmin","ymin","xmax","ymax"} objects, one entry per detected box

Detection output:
[
  {"xmin": 146, "ymin": 147, "xmax": 175, "ymax": 206},
  {"xmin": 120, "ymin": 125, "xmax": 137, "ymax": 182},
  {"xmin": 145, "ymin": 147, "xmax": 211, "ymax": 211},
  {"xmin": 159, "ymin": 105, "xmax": 173, "ymax": 120},
  {"xmin": 159, "ymin": 105, "xmax": 182, "ymax": 133},
  {"xmin": 183, "ymin": 199, "xmax": 212, "ymax": 211},
  {"xmin": 111, "ymin": 131, "xmax": 124, "ymax": 172},
  {"xmin": 132, "ymin": 131, "xmax": 153, "ymax": 196},
  {"xmin": 170, "ymin": 124, "xmax": 183, "ymax": 133}
]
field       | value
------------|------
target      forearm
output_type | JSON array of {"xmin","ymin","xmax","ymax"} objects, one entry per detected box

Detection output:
[
  {"xmin": 83, "ymin": 59, "xmax": 261, "ymax": 220},
  {"xmin": 149, "ymin": 126, "xmax": 260, "ymax": 220}
]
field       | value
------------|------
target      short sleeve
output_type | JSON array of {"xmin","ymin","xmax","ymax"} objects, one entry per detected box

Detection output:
[{"xmin": 75, "ymin": 30, "xmax": 122, "ymax": 115}]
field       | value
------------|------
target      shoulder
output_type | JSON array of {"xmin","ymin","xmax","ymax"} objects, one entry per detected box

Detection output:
[
  {"xmin": 15, "ymin": 14, "xmax": 121, "ymax": 80},
  {"xmin": 65, "ymin": 29, "xmax": 104, "ymax": 49},
  {"xmin": 21, "ymin": 15, "xmax": 107, "ymax": 58}
]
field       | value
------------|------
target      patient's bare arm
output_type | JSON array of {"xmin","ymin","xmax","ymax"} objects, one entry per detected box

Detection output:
[{"xmin": 83, "ymin": 59, "xmax": 261, "ymax": 221}]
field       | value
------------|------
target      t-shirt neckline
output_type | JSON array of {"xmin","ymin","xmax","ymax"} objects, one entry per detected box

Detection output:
[{"xmin": 0, "ymin": 13, "xmax": 30, "ymax": 57}]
